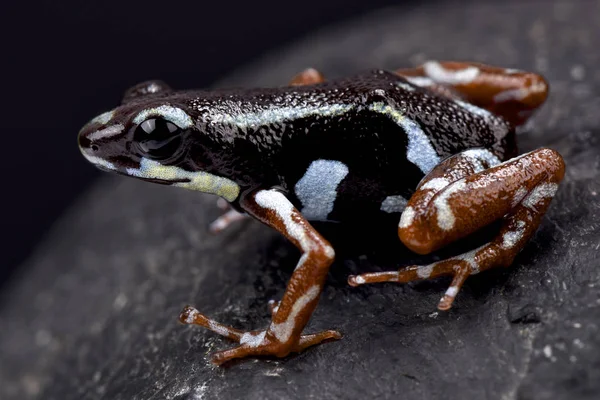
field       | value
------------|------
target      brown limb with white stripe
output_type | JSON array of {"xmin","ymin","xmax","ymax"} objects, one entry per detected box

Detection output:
[
  {"xmin": 348, "ymin": 148, "xmax": 565, "ymax": 311},
  {"xmin": 181, "ymin": 188, "xmax": 340, "ymax": 364},
  {"xmin": 396, "ymin": 61, "xmax": 549, "ymax": 127}
]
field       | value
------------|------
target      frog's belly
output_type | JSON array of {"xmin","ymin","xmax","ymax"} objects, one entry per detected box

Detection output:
[{"xmin": 289, "ymin": 159, "xmax": 417, "ymax": 222}]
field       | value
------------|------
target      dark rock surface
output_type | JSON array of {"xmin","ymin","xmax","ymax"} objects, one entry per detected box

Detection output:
[{"xmin": 2, "ymin": 0, "xmax": 599, "ymax": 398}]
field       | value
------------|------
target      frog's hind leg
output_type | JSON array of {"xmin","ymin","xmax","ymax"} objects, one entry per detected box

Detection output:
[
  {"xmin": 348, "ymin": 148, "xmax": 565, "ymax": 310},
  {"xmin": 396, "ymin": 61, "xmax": 549, "ymax": 127}
]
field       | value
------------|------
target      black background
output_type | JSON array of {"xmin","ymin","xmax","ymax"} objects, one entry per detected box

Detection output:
[{"xmin": 1, "ymin": 0, "xmax": 407, "ymax": 286}]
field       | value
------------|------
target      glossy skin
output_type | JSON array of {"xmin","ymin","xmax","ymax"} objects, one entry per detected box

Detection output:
[{"xmin": 78, "ymin": 61, "xmax": 565, "ymax": 364}]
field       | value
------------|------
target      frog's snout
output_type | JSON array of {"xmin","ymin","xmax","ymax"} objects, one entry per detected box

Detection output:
[{"xmin": 78, "ymin": 109, "xmax": 126, "ymax": 171}]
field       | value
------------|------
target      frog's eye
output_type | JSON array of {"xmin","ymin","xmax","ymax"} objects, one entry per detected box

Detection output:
[{"xmin": 133, "ymin": 118, "xmax": 183, "ymax": 160}]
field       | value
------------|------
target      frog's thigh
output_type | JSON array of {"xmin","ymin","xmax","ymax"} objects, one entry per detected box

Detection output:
[
  {"xmin": 396, "ymin": 61, "xmax": 548, "ymax": 127},
  {"xmin": 349, "ymin": 148, "xmax": 565, "ymax": 310}
]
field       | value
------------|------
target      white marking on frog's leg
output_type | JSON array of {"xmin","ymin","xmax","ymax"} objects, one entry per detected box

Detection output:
[
  {"xmin": 399, "ymin": 206, "xmax": 416, "ymax": 229},
  {"xmin": 380, "ymin": 195, "xmax": 409, "ymax": 213},
  {"xmin": 416, "ymin": 264, "xmax": 434, "ymax": 279},
  {"xmin": 404, "ymin": 76, "xmax": 435, "ymax": 87},
  {"xmin": 80, "ymin": 153, "xmax": 117, "ymax": 171},
  {"xmin": 132, "ymin": 105, "xmax": 194, "ymax": 129},
  {"xmin": 294, "ymin": 160, "xmax": 349, "ymax": 220},
  {"xmin": 184, "ymin": 307, "xmax": 200, "ymax": 324},
  {"xmin": 512, "ymin": 186, "xmax": 529, "ymax": 208},
  {"xmin": 369, "ymin": 102, "xmax": 440, "ymax": 173},
  {"xmin": 444, "ymin": 285, "xmax": 459, "ymax": 299},
  {"xmin": 502, "ymin": 220, "xmax": 527, "ymax": 249},
  {"xmin": 461, "ymin": 148, "xmax": 502, "ymax": 169},
  {"xmin": 90, "ymin": 110, "xmax": 115, "ymax": 126},
  {"xmin": 87, "ymin": 124, "xmax": 125, "ymax": 141},
  {"xmin": 254, "ymin": 189, "xmax": 313, "ymax": 253},
  {"xmin": 270, "ymin": 285, "xmax": 320, "ymax": 343},
  {"xmin": 208, "ymin": 320, "xmax": 235, "ymax": 338},
  {"xmin": 433, "ymin": 180, "xmax": 467, "ymax": 230},
  {"xmin": 421, "ymin": 177, "xmax": 450, "ymax": 191},
  {"xmin": 523, "ymin": 183, "xmax": 559, "ymax": 209},
  {"xmin": 126, "ymin": 158, "xmax": 240, "ymax": 201},
  {"xmin": 240, "ymin": 331, "xmax": 267, "ymax": 348},
  {"xmin": 423, "ymin": 61, "xmax": 480, "ymax": 85},
  {"xmin": 209, "ymin": 209, "xmax": 248, "ymax": 233}
]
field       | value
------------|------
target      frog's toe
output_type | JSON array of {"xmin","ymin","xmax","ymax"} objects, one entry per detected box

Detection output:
[{"xmin": 208, "ymin": 208, "xmax": 249, "ymax": 234}]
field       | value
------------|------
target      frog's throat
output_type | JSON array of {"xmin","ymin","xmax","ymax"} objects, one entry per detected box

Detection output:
[{"xmin": 126, "ymin": 158, "xmax": 240, "ymax": 201}]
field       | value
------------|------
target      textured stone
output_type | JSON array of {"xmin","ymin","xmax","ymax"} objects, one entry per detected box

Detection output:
[{"xmin": 1, "ymin": 0, "xmax": 599, "ymax": 399}]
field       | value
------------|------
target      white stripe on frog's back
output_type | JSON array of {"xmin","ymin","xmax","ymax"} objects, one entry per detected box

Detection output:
[
  {"xmin": 295, "ymin": 160, "xmax": 349, "ymax": 221},
  {"xmin": 126, "ymin": 158, "xmax": 240, "ymax": 201}
]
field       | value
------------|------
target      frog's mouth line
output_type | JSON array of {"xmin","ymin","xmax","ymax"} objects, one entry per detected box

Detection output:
[{"xmin": 101, "ymin": 166, "xmax": 190, "ymax": 186}]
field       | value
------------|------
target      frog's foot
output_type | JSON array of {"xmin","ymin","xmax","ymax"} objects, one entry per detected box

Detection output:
[
  {"xmin": 179, "ymin": 306, "xmax": 341, "ymax": 365},
  {"xmin": 209, "ymin": 198, "xmax": 249, "ymax": 233},
  {"xmin": 349, "ymin": 147, "xmax": 565, "ymax": 310},
  {"xmin": 396, "ymin": 61, "xmax": 548, "ymax": 127}
]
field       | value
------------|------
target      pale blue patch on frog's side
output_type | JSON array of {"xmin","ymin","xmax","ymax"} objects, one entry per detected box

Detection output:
[
  {"xmin": 126, "ymin": 158, "xmax": 240, "ymax": 201},
  {"xmin": 369, "ymin": 102, "xmax": 440, "ymax": 174},
  {"xmin": 87, "ymin": 124, "xmax": 125, "ymax": 141},
  {"xmin": 380, "ymin": 195, "xmax": 408, "ymax": 213},
  {"xmin": 133, "ymin": 105, "xmax": 193, "ymax": 129},
  {"xmin": 295, "ymin": 160, "xmax": 349, "ymax": 221},
  {"xmin": 90, "ymin": 110, "xmax": 115, "ymax": 126}
]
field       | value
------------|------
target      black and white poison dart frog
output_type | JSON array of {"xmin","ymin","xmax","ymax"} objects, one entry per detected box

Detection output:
[{"xmin": 78, "ymin": 61, "xmax": 565, "ymax": 364}]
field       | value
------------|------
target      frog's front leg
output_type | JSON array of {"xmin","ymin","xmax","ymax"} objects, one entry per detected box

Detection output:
[
  {"xmin": 181, "ymin": 189, "xmax": 341, "ymax": 364},
  {"xmin": 396, "ymin": 61, "xmax": 548, "ymax": 127},
  {"xmin": 349, "ymin": 148, "xmax": 565, "ymax": 310}
]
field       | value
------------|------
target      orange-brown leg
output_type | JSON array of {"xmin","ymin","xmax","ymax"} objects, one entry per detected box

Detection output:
[
  {"xmin": 396, "ymin": 61, "xmax": 549, "ymax": 127},
  {"xmin": 349, "ymin": 148, "xmax": 565, "ymax": 310},
  {"xmin": 182, "ymin": 189, "xmax": 341, "ymax": 364}
]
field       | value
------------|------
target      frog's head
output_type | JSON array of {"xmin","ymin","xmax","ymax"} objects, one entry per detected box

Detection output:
[{"xmin": 77, "ymin": 81, "xmax": 240, "ymax": 201}]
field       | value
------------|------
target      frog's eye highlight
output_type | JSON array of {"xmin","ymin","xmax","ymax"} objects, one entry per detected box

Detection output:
[{"xmin": 133, "ymin": 118, "xmax": 183, "ymax": 160}]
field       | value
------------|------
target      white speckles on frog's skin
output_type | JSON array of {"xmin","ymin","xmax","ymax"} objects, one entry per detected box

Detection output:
[
  {"xmin": 240, "ymin": 331, "xmax": 267, "ymax": 348},
  {"xmin": 87, "ymin": 124, "xmax": 125, "ymax": 141},
  {"xmin": 295, "ymin": 160, "xmax": 349, "ymax": 221},
  {"xmin": 399, "ymin": 206, "xmax": 416, "ymax": 229},
  {"xmin": 126, "ymin": 158, "xmax": 240, "ymax": 201},
  {"xmin": 444, "ymin": 285, "xmax": 459, "ymax": 299},
  {"xmin": 454, "ymin": 100, "xmax": 494, "ymax": 120},
  {"xmin": 370, "ymin": 102, "xmax": 440, "ymax": 174},
  {"xmin": 423, "ymin": 61, "xmax": 480, "ymax": 84},
  {"xmin": 184, "ymin": 307, "xmax": 199, "ymax": 324},
  {"xmin": 132, "ymin": 105, "xmax": 194, "ymax": 129},
  {"xmin": 79, "ymin": 152, "xmax": 117, "ymax": 171},
  {"xmin": 90, "ymin": 110, "xmax": 115, "ymax": 126},
  {"xmin": 502, "ymin": 220, "xmax": 527, "ymax": 249},
  {"xmin": 395, "ymin": 82, "xmax": 416, "ymax": 92},
  {"xmin": 270, "ymin": 285, "xmax": 320, "ymax": 343},
  {"xmin": 404, "ymin": 76, "xmax": 434, "ymax": 87},
  {"xmin": 380, "ymin": 195, "xmax": 408, "ymax": 213},
  {"xmin": 434, "ymin": 180, "xmax": 467, "ymax": 230}
]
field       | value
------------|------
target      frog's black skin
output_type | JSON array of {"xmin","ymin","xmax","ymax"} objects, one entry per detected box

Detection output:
[
  {"xmin": 78, "ymin": 62, "xmax": 563, "ymax": 365},
  {"xmin": 79, "ymin": 69, "xmax": 515, "ymax": 221}
]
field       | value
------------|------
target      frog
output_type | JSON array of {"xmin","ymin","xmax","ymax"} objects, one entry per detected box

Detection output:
[{"xmin": 78, "ymin": 61, "xmax": 565, "ymax": 365}]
